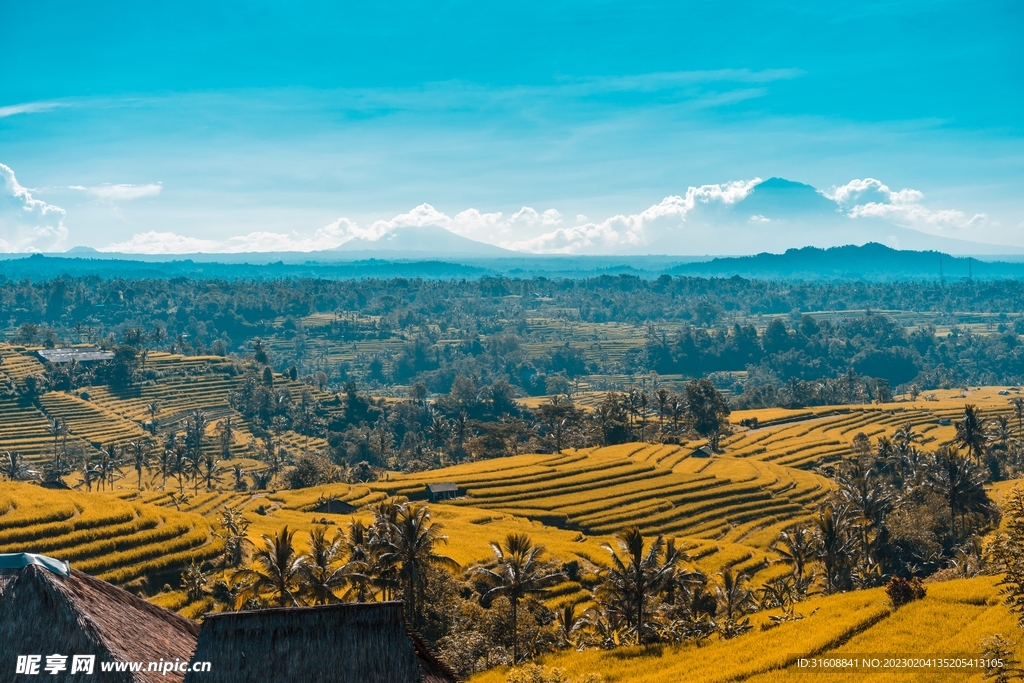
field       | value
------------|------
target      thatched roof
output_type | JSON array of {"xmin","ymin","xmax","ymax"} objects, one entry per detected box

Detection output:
[
  {"xmin": 184, "ymin": 601, "xmax": 458, "ymax": 683},
  {"xmin": 0, "ymin": 563, "xmax": 198, "ymax": 683},
  {"xmin": 426, "ymin": 483, "xmax": 458, "ymax": 494}
]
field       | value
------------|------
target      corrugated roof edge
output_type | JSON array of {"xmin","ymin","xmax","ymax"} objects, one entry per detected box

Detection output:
[{"xmin": 0, "ymin": 553, "xmax": 70, "ymax": 578}]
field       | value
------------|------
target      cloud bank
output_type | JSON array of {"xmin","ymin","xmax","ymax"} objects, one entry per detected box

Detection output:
[
  {"xmin": 0, "ymin": 163, "xmax": 69, "ymax": 252},
  {"xmin": 825, "ymin": 178, "xmax": 987, "ymax": 232},
  {"xmin": 98, "ymin": 176, "xmax": 990, "ymax": 255},
  {"xmin": 71, "ymin": 183, "xmax": 163, "ymax": 201},
  {"xmin": 0, "ymin": 162, "xmax": 993, "ymax": 255}
]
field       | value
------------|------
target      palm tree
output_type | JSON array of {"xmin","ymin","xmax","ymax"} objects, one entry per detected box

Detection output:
[
  {"xmin": 597, "ymin": 526, "xmax": 679, "ymax": 639},
  {"xmin": 233, "ymin": 525, "xmax": 308, "ymax": 608},
  {"xmin": 130, "ymin": 440, "xmax": 150, "ymax": 490},
  {"xmin": 47, "ymin": 417, "xmax": 64, "ymax": 461},
  {"xmin": 181, "ymin": 559, "xmax": 209, "ymax": 601},
  {"xmin": 203, "ymin": 454, "xmax": 221, "ymax": 491},
  {"xmin": 956, "ymin": 404, "xmax": 989, "ymax": 463},
  {"xmin": 147, "ymin": 402, "xmax": 160, "ymax": 434},
  {"xmin": 2, "ymin": 451, "xmax": 36, "ymax": 481},
  {"xmin": 215, "ymin": 506, "xmax": 252, "ymax": 568},
  {"xmin": 892, "ymin": 423, "xmax": 922, "ymax": 455},
  {"xmin": 393, "ymin": 504, "xmax": 460, "ymax": 627},
  {"xmin": 656, "ymin": 389, "xmax": 670, "ymax": 430},
  {"xmin": 715, "ymin": 568, "xmax": 753, "ymax": 633},
  {"xmin": 172, "ymin": 440, "xmax": 189, "ymax": 495},
  {"xmin": 356, "ymin": 501, "xmax": 403, "ymax": 601},
  {"xmin": 98, "ymin": 446, "xmax": 123, "ymax": 491},
  {"xmin": 770, "ymin": 525, "xmax": 815, "ymax": 584},
  {"xmin": 813, "ymin": 504, "xmax": 854, "ymax": 594},
  {"xmin": 426, "ymin": 415, "xmax": 449, "ymax": 455},
  {"xmin": 928, "ymin": 446, "xmax": 990, "ymax": 541},
  {"xmin": 991, "ymin": 414, "xmax": 1014, "ymax": 451},
  {"xmin": 554, "ymin": 601, "xmax": 588, "ymax": 649},
  {"xmin": 339, "ymin": 519, "xmax": 375, "ymax": 602},
  {"xmin": 638, "ymin": 391, "xmax": 649, "ymax": 442},
  {"xmin": 475, "ymin": 533, "xmax": 563, "ymax": 664},
  {"xmin": 835, "ymin": 461, "xmax": 893, "ymax": 574},
  {"xmin": 302, "ymin": 525, "xmax": 346, "ymax": 605}
]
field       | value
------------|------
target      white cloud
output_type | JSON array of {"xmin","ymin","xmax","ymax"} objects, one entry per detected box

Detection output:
[
  {"xmin": 102, "ymin": 217, "xmax": 367, "ymax": 254},
  {"xmin": 0, "ymin": 163, "xmax": 69, "ymax": 252},
  {"xmin": 103, "ymin": 231, "xmax": 221, "ymax": 254},
  {"xmin": 826, "ymin": 177, "xmax": 986, "ymax": 231},
  {"xmin": 504, "ymin": 178, "xmax": 761, "ymax": 253},
  {"xmin": 92, "ymin": 175, "xmax": 993, "ymax": 255},
  {"xmin": 71, "ymin": 183, "xmax": 162, "ymax": 201},
  {"xmin": 0, "ymin": 101, "xmax": 66, "ymax": 118}
]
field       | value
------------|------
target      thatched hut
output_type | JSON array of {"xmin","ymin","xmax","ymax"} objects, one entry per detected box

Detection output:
[
  {"xmin": 0, "ymin": 553, "xmax": 198, "ymax": 683},
  {"xmin": 184, "ymin": 601, "xmax": 458, "ymax": 683}
]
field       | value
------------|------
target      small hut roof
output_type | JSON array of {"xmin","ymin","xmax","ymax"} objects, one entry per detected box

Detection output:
[
  {"xmin": 0, "ymin": 564, "xmax": 198, "ymax": 683},
  {"xmin": 184, "ymin": 601, "xmax": 458, "ymax": 683},
  {"xmin": 36, "ymin": 347, "xmax": 115, "ymax": 363},
  {"xmin": 426, "ymin": 482, "xmax": 458, "ymax": 493}
]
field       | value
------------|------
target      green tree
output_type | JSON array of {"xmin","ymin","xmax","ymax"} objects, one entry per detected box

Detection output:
[
  {"xmin": 302, "ymin": 525, "xmax": 346, "ymax": 605},
  {"xmin": 715, "ymin": 568, "xmax": 754, "ymax": 638},
  {"xmin": 394, "ymin": 503, "xmax": 460, "ymax": 626},
  {"xmin": 476, "ymin": 533, "xmax": 564, "ymax": 664},
  {"xmin": 684, "ymin": 379, "xmax": 731, "ymax": 451},
  {"xmin": 813, "ymin": 504, "xmax": 854, "ymax": 594},
  {"xmin": 956, "ymin": 404, "xmax": 990, "ymax": 464},
  {"xmin": 233, "ymin": 525, "xmax": 308, "ymax": 608},
  {"xmin": 928, "ymin": 446, "xmax": 992, "ymax": 541},
  {"xmin": 130, "ymin": 440, "xmax": 151, "ymax": 491},
  {"xmin": 770, "ymin": 525, "xmax": 815, "ymax": 585},
  {"xmin": 215, "ymin": 506, "xmax": 252, "ymax": 568},
  {"xmin": 597, "ymin": 526, "xmax": 680, "ymax": 639},
  {"xmin": 2, "ymin": 451, "xmax": 36, "ymax": 481}
]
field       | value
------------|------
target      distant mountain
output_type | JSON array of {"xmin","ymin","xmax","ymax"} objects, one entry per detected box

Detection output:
[
  {"xmin": 667, "ymin": 242, "xmax": 1021, "ymax": 280},
  {"xmin": 651, "ymin": 178, "xmax": 1023, "ymax": 256},
  {"xmin": 5, "ymin": 243, "xmax": 1024, "ymax": 281},
  {"xmin": 333, "ymin": 224, "xmax": 513, "ymax": 257}
]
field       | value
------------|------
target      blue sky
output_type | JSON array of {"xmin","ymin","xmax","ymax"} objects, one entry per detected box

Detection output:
[{"xmin": 1, "ymin": 0, "xmax": 1021, "ymax": 254}]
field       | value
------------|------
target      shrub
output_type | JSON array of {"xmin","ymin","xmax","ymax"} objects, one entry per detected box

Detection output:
[{"xmin": 885, "ymin": 576, "xmax": 926, "ymax": 609}]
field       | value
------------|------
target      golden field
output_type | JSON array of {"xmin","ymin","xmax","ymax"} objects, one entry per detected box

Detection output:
[{"xmin": 5, "ymin": 342, "xmax": 1024, "ymax": 680}]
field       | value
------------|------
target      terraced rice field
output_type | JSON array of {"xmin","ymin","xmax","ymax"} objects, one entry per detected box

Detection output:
[
  {"xmin": 724, "ymin": 386, "xmax": 1023, "ymax": 471},
  {"xmin": 468, "ymin": 575, "xmax": 1017, "ymax": 683},
  {"xmin": 0, "ymin": 346, "xmax": 336, "ymax": 463},
  {"xmin": 38, "ymin": 392, "xmax": 152, "ymax": 449},
  {"xmin": 0, "ymin": 343, "xmax": 46, "ymax": 382},
  {"xmin": 0, "ymin": 482, "xmax": 221, "ymax": 587},
  {"xmin": 0, "ymin": 398, "xmax": 95, "ymax": 459},
  {"xmin": 377, "ymin": 444, "xmax": 830, "ymax": 545}
]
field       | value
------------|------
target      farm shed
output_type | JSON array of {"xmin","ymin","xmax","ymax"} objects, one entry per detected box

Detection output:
[
  {"xmin": 184, "ymin": 602, "xmax": 457, "ymax": 683},
  {"xmin": 0, "ymin": 553, "xmax": 198, "ymax": 683},
  {"xmin": 691, "ymin": 445, "xmax": 714, "ymax": 458},
  {"xmin": 36, "ymin": 347, "xmax": 115, "ymax": 364},
  {"xmin": 426, "ymin": 482, "xmax": 459, "ymax": 502}
]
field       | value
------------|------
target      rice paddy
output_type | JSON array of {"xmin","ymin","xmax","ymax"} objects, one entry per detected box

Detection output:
[
  {"xmin": 4, "ymin": 340, "xmax": 1024, "ymax": 680},
  {"xmin": 0, "ymin": 482, "xmax": 221, "ymax": 587}
]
